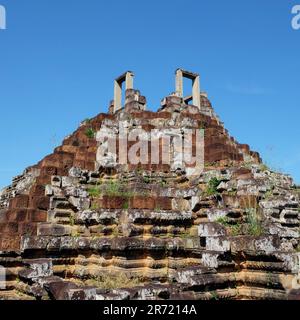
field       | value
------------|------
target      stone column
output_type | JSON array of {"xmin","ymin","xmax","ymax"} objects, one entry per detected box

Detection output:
[
  {"xmin": 175, "ymin": 69, "xmax": 183, "ymax": 97},
  {"xmin": 113, "ymin": 71, "xmax": 134, "ymax": 113},
  {"xmin": 114, "ymin": 80, "xmax": 122, "ymax": 113},
  {"xmin": 192, "ymin": 75, "xmax": 201, "ymax": 108},
  {"xmin": 125, "ymin": 71, "xmax": 134, "ymax": 90},
  {"xmin": 175, "ymin": 69, "xmax": 201, "ymax": 109}
]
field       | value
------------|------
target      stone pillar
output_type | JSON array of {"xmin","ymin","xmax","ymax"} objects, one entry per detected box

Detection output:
[
  {"xmin": 125, "ymin": 72, "xmax": 134, "ymax": 90},
  {"xmin": 192, "ymin": 75, "xmax": 200, "ymax": 108},
  {"xmin": 114, "ymin": 80, "xmax": 122, "ymax": 113},
  {"xmin": 175, "ymin": 69, "xmax": 183, "ymax": 97},
  {"xmin": 113, "ymin": 71, "xmax": 134, "ymax": 113},
  {"xmin": 175, "ymin": 69, "xmax": 201, "ymax": 109}
]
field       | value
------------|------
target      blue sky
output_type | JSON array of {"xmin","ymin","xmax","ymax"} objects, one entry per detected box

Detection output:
[{"xmin": 0, "ymin": 0, "xmax": 300, "ymax": 188}]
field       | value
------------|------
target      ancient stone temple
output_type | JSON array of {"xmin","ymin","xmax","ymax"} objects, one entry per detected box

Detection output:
[{"xmin": 0, "ymin": 69, "xmax": 299, "ymax": 300}]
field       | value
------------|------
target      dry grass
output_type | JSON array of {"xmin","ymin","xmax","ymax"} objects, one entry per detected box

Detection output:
[{"xmin": 84, "ymin": 272, "xmax": 143, "ymax": 289}]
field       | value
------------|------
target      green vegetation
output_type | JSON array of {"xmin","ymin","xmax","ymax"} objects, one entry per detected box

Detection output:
[
  {"xmin": 85, "ymin": 127, "xmax": 96, "ymax": 138},
  {"xmin": 204, "ymin": 162, "xmax": 217, "ymax": 168},
  {"xmin": 143, "ymin": 176, "xmax": 151, "ymax": 184},
  {"xmin": 215, "ymin": 216, "xmax": 241, "ymax": 236},
  {"xmin": 230, "ymin": 224, "xmax": 242, "ymax": 236},
  {"xmin": 210, "ymin": 291, "xmax": 219, "ymax": 300},
  {"xmin": 105, "ymin": 180, "xmax": 134, "ymax": 198},
  {"xmin": 69, "ymin": 215, "xmax": 75, "ymax": 226},
  {"xmin": 215, "ymin": 216, "xmax": 230, "ymax": 226},
  {"xmin": 160, "ymin": 179, "xmax": 167, "ymax": 187},
  {"xmin": 205, "ymin": 177, "xmax": 221, "ymax": 196},
  {"xmin": 246, "ymin": 208, "xmax": 263, "ymax": 236},
  {"xmin": 154, "ymin": 204, "xmax": 161, "ymax": 211},
  {"xmin": 87, "ymin": 186, "xmax": 101, "ymax": 197},
  {"xmin": 122, "ymin": 200, "xmax": 129, "ymax": 210},
  {"xmin": 90, "ymin": 202, "xmax": 100, "ymax": 210},
  {"xmin": 264, "ymin": 189, "xmax": 273, "ymax": 200}
]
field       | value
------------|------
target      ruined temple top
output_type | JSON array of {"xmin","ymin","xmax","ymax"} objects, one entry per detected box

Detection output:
[{"xmin": 110, "ymin": 69, "xmax": 208, "ymax": 116}]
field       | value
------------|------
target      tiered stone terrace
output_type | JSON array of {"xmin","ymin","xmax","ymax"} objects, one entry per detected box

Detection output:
[{"xmin": 0, "ymin": 70, "xmax": 299, "ymax": 300}]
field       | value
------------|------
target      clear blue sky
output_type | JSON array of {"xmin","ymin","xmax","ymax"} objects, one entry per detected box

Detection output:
[{"xmin": 0, "ymin": 0, "xmax": 300, "ymax": 188}]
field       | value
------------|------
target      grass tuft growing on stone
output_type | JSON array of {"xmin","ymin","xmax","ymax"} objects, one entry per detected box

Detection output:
[
  {"xmin": 215, "ymin": 216, "xmax": 241, "ymax": 236},
  {"xmin": 87, "ymin": 186, "xmax": 101, "ymax": 197},
  {"xmin": 84, "ymin": 272, "xmax": 143, "ymax": 289},
  {"xmin": 85, "ymin": 127, "xmax": 96, "ymax": 138},
  {"xmin": 246, "ymin": 208, "xmax": 263, "ymax": 236},
  {"xmin": 205, "ymin": 178, "xmax": 221, "ymax": 196}
]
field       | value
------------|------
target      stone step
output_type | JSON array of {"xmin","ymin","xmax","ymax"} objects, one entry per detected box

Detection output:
[
  {"xmin": 0, "ymin": 289, "xmax": 35, "ymax": 300},
  {"xmin": 240, "ymin": 260, "xmax": 285, "ymax": 271},
  {"xmin": 236, "ymin": 270, "xmax": 294, "ymax": 290},
  {"xmin": 237, "ymin": 285, "xmax": 288, "ymax": 300}
]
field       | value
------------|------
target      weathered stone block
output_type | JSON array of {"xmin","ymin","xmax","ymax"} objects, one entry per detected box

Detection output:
[
  {"xmin": 37, "ymin": 223, "xmax": 71, "ymax": 236},
  {"xmin": 198, "ymin": 223, "xmax": 227, "ymax": 237}
]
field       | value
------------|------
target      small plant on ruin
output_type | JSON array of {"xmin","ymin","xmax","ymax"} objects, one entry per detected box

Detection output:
[
  {"xmin": 122, "ymin": 200, "xmax": 129, "ymax": 210},
  {"xmin": 210, "ymin": 291, "xmax": 219, "ymax": 300},
  {"xmin": 105, "ymin": 180, "xmax": 120, "ymax": 196},
  {"xmin": 84, "ymin": 272, "xmax": 142, "ymax": 289},
  {"xmin": 69, "ymin": 215, "xmax": 75, "ymax": 226},
  {"xmin": 160, "ymin": 179, "xmax": 167, "ymax": 187},
  {"xmin": 179, "ymin": 229, "xmax": 191, "ymax": 239},
  {"xmin": 143, "ymin": 176, "xmax": 151, "ymax": 184},
  {"xmin": 246, "ymin": 208, "xmax": 263, "ymax": 236},
  {"xmin": 87, "ymin": 186, "xmax": 101, "ymax": 197},
  {"xmin": 90, "ymin": 202, "xmax": 100, "ymax": 210},
  {"xmin": 111, "ymin": 226, "xmax": 119, "ymax": 237},
  {"xmin": 85, "ymin": 127, "xmax": 96, "ymax": 138},
  {"xmin": 215, "ymin": 216, "xmax": 230, "ymax": 226},
  {"xmin": 71, "ymin": 230, "xmax": 80, "ymax": 238},
  {"xmin": 225, "ymin": 189, "xmax": 237, "ymax": 196},
  {"xmin": 204, "ymin": 162, "xmax": 216, "ymax": 168},
  {"xmin": 215, "ymin": 216, "xmax": 241, "ymax": 236},
  {"xmin": 241, "ymin": 195, "xmax": 263, "ymax": 236},
  {"xmin": 205, "ymin": 177, "xmax": 221, "ymax": 196},
  {"xmin": 264, "ymin": 189, "xmax": 273, "ymax": 200},
  {"xmin": 103, "ymin": 180, "xmax": 136, "ymax": 198},
  {"xmin": 154, "ymin": 204, "xmax": 161, "ymax": 211},
  {"xmin": 243, "ymin": 161, "xmax": 255, "ymax": 169},
  {"xmin": 230, "ymin": 223, "xmax": 242, "ymax": 236}
]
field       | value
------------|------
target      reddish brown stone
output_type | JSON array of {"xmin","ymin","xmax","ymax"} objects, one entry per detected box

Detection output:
[
  {"xmin": 130, "ymin": 196, "xmax": 155, "ymax": 210},
  {"xmin": 0, "ymin": 236, "xmax": 21, "ymax": 251},
  {"xmin": 18, "ymin": 222, "xmax": 38, "ymax": 236},
  {"xmin": 102, "ymin": 196, "xmax": 126, "ymax": 209},
  {"xmin": 9, "ymin": 195, "xmax": 29, "ymax": 209},
  {"xmin": 0, "ymin": 222, "xmax": 19, "ymax": 234},
  {"xmin": 6, "ymin": 209, "xmax": 28, "ymax": 222},
  {"xmin": 155, "ymin": 197, "xmax": 172, "ymax": 210},
  {"xmin": 28, "ymin": 209, "xmax": 48, "ymax": 222},
  {"xmin": 29, "ymin": 196, "xmax": 50, "ymax": 211}
]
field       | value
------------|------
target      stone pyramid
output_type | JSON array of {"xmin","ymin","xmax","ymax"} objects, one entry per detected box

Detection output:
[{"xmin": 0, "ymin": 69, "xmax": 299, "ymax": 300}]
